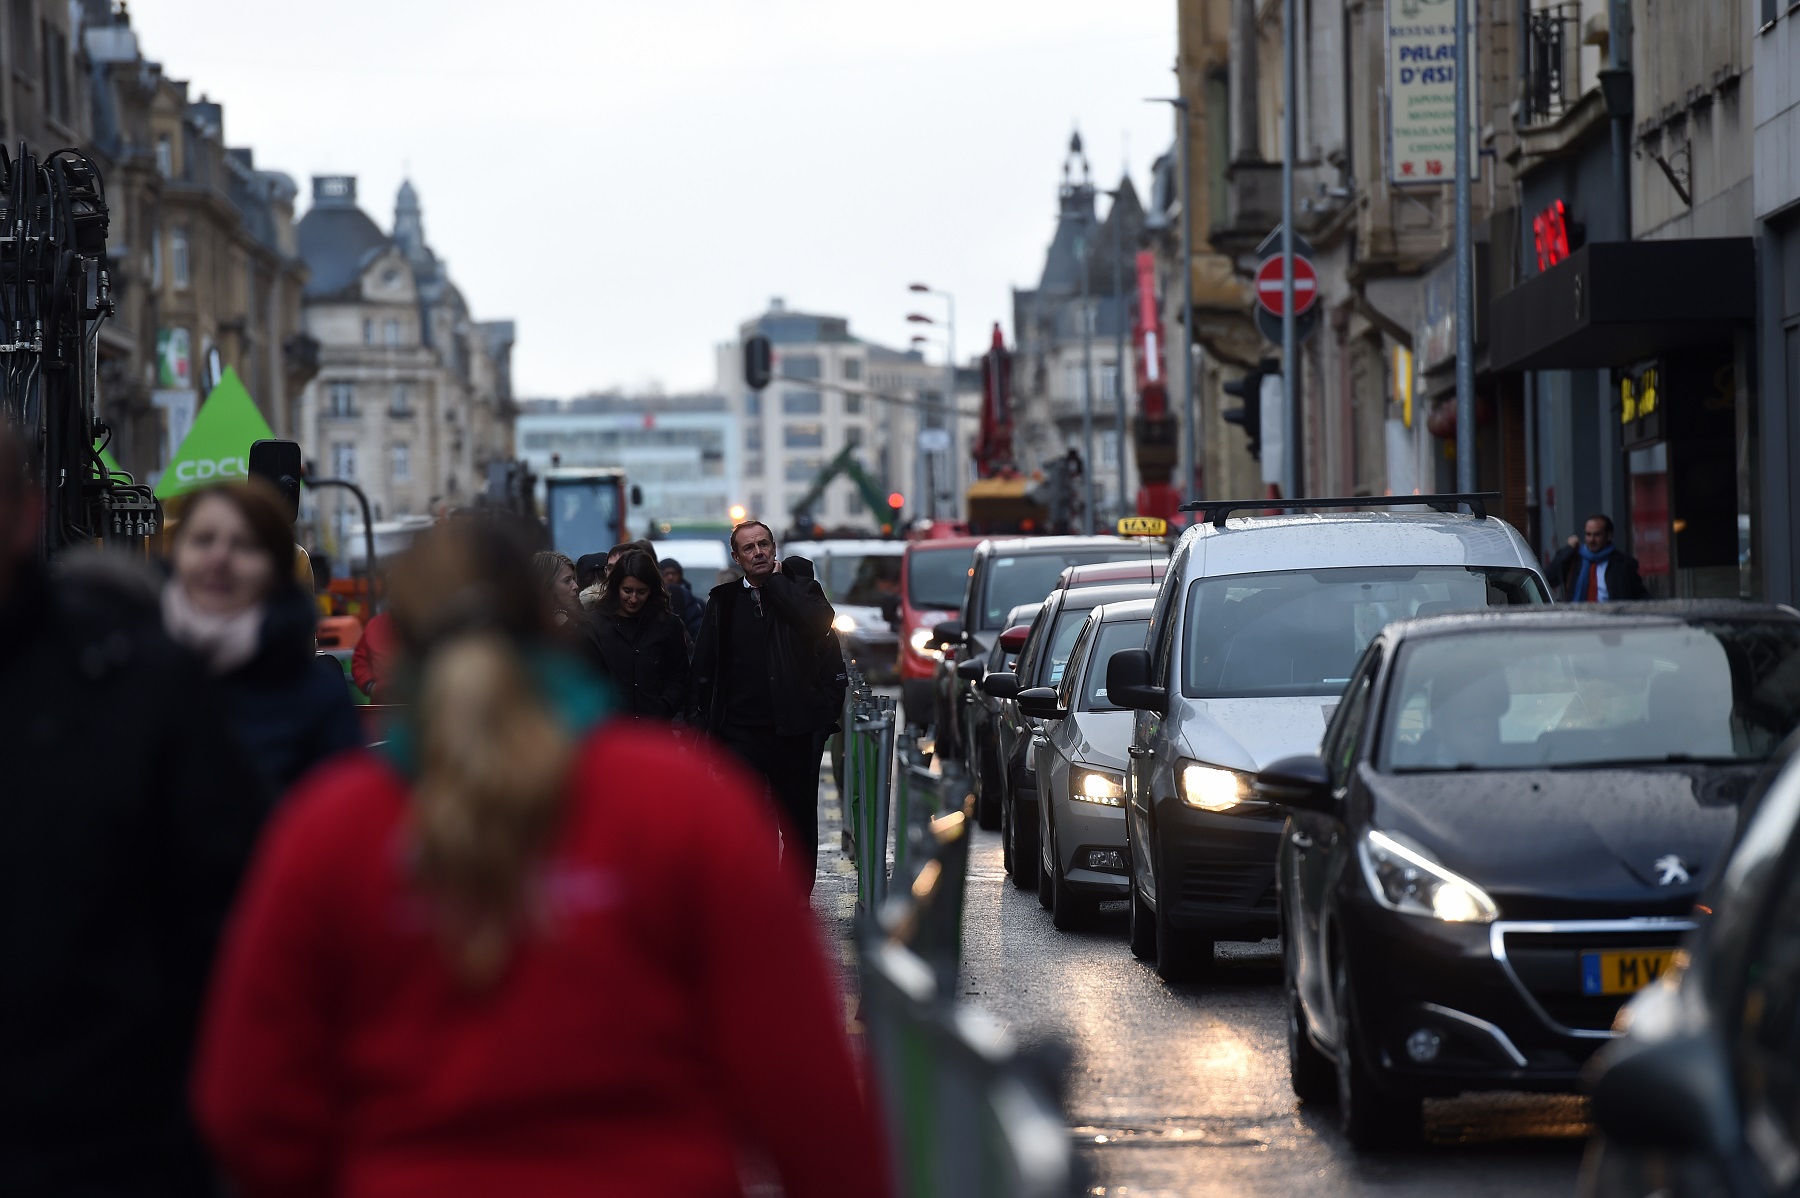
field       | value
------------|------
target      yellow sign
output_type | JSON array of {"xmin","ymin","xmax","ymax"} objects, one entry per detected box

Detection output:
[
  {"xmin": 1392, "ymin": 346, "xmax": 1415, "ymax": 429},
  {"xmin": 1116, "ymin": 516, "xmax": 1168, "ymax": 538},
  {"xmin": 1621, "ymin": 367, "xmax": 1659, "ymax": 425}
]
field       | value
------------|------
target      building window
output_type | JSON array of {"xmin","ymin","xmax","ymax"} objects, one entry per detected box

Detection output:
[
  {"xmin": 845, "ymin": 392, "xmax": 863, "ymax": 414},
  {"xmin": 326, "ymin": 383, "xmax": 355, "ymax": 417},
  {"xmin": 1102, "ymin": 364, "xmax": 1119, "ymax": 402},
  {"xmin": 782, "ymin": 389, "xmax": 822, "ymax": 415},
  {"xmin": 745, "ymin": 454, "xmax": 765, "ymax": 477},
  {"xmin": 170, "ymin": 227, "xmax": 190, "ymax": 290},
  {"xmin": 391, "ymin": 384, "xmax": 411, "ymax": 416},
  {"xmin": 362, "ymin": 319, "xmax": 374, "ymax": 346},
  {"xmin": 42, "ymin": 22, "xmax": 68, "ymax": 123},
  {"xmin": 383, "ymin": 319, "xmax": 401, "ymax": 347},
  {"xmin": 390, "ymin": 443, "xmax": 411, "ymax": 483},
  {"xmin": 845, "ymin": 426, "xmax": 864, "ymax": 448},
  {"xmin": 10, "ymin": 0, "xmax": 32, "ymax": 73},
  {"xmin": 745, "ymin": 425, "xmax": 762, "ymax": 450},
  {"xmin": 784, "ymin": 422, "xmax": 824, "ymax": 449},
  {"xmin": 152, "ymin": 134, "xmax": 172, "ymax": 178},
  {"xmin": 330, "ymin": 442, "xmax": 356, "ymax": 480},
  {"xmin": 149, "ymin": 226, "xmax": 162, "ymax": 288},
  {"xmin": 785, "ymin": 457, "xmax": 824, "ymax": 483},
  {"xmin": 782, "ymin": 354, "xmax": 821, "ymax": 380},
  {"xmin": 747, "ymin": 492, "xmax": 764, "ymax": 516},
  {"xmin": 842, "ymin": 358, "xmax": 862, "ymax": 381},
  {"xmin": 745, "ymin": 392, "xmax": 761, "ymax": 417}
]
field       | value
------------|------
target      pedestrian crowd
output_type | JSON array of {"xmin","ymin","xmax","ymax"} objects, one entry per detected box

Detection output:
[{"xmin": 0, "ymin": 421, "xmax": 885, "ymax": 1198}]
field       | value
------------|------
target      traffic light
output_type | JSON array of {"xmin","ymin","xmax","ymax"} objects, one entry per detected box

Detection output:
[
  {"xmin": 743, "ymin": 334, "xmax": 773, "ymax": 391},
  {"xmin": 1222, "ymin": 358, "xmax": 1277, "ymax": 461}
]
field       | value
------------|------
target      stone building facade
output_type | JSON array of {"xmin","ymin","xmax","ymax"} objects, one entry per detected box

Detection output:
[{"xmin": 294, "ymin": 176, "xmax": 515, "ymax": 555}]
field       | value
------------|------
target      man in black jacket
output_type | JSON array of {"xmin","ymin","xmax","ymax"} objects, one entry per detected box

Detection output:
[
  {"xmin": 689, "ymin": 520, "xmax": 843, "ymax": 889},
  {"xmin": 1548, "ymin": 513, "xmax": 1649, "ymax": 602},
  {"xmin": 0, "ymin": 429, "xmax": 268, "ymax": 1196}
]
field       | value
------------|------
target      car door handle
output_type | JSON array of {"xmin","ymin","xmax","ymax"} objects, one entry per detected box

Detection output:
[
  {"xmin": 1128, "ymin": 746, "xmax": 1151, "ymax": 759},
  {"xmin": 1289, "ymin": 831, "xmax": 1313, "ymax": 849}
]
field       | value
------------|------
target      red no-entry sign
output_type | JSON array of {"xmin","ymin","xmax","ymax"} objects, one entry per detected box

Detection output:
[{"xmin": 1254, "ymin": 254, "xmax": 1318, "ymax": 317}]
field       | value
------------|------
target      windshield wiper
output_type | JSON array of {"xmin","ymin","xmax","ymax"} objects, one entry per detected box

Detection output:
[{"xmin": 1557, "ymin": 754, "xmax": 1747, "ymax": 770}]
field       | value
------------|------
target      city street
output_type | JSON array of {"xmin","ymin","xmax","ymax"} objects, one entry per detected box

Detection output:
[{"xmin": 954, "ymin": 828, "xmax": 1591, "ymax": 1197}]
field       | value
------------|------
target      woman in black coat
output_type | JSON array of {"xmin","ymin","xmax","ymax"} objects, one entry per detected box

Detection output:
[
  {"xmin": 161, "ymin": 481, "xmax": 362, "ymax": 799},
  {"xmin": 590, "ymin": 548, "xmax": 691, "ymax": 720}
]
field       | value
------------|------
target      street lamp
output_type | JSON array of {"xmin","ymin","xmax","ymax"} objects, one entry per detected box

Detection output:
[{"xmin": 906, "ymin": 284, "xmax": 957, "ymax": 521}]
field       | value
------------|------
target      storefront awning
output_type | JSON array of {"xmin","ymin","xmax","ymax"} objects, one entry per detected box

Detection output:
[{"xmin": 1490, "ymin": 238, "xmax": 1754, "ymax": 372}]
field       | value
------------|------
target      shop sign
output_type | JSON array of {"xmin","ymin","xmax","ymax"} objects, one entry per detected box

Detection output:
[
  {"xmin": 1386, "ymin": 0, "xmax": 1479, "ymax": 186},
  {"xmin": 157, "ymin": 327, "xmax": 191, "ymax": 389},
  {"xmin": 1532, "ymin": 199, "xmax": 1573, "ymax": 272}
]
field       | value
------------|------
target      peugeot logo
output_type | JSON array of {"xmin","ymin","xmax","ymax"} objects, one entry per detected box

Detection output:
[{"xmin": 1653, "ymin": 854, "xmax": 1692, "ymax": 886}]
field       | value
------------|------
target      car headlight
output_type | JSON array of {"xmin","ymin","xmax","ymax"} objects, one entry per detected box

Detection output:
[
  {"xmin": 1180, "ymin": 761, "xmax": 1254, "ymax": 811},
  {"xmin": 832, "ymin": 613, "xmax": 858, "ymax": 634},
  {"xmin": 1070, "ymin": 765, "xmax": 1125, "ymax": 807},
  {"xmin": 1358, "ymin": 829, "xmax": 1498, "ymax": 924},
  {"xmin": 909, "ymin": 627, "xmax": 937, "ymax": 654}
]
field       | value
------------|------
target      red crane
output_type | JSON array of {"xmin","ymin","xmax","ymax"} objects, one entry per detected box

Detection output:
[
  {"xmin": 1131, "ymin": 250, "xmax": 1184, "ymax": 522},
  {"xmin": 973, "ymin": 323, "xmax": 1014, "ymax": 479}
]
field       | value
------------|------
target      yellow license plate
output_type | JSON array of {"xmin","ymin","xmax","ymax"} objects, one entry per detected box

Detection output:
[
  {"xmin": 1117, "ymin": 516, "xmax": 1168, "ymax": 538},
  {"xmin": 1580, "ymin": 949, "xmax": 1676, "ymax": 995}
]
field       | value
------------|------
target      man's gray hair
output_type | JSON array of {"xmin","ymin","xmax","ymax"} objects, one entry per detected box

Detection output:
[{"xmin": 729, "ymin": 519, "xmax": 776, "ymax": 556}]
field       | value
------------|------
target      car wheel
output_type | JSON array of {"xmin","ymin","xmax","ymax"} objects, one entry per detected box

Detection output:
[
  {"xmin": 1333, "ymin": 949, "xmax": 1422, "ymax": 1149},
  {"xmin": 1009, "ymin": 797, "xmax": 1039, "ymax": 891},
  {"xmin": 1286, "ymin": 956, "xmax": 1335, "ymax": 1105},
  {"xmin": 975, "ymin": 736, "xmax": 1002, "ymax": 831},
  {"xmin": 1126, "ymin": 821, "xmax": 1156, "ymax": 959},
  {"xmin": 1049, "ymin": 824, "xmax": 1098, "ymax": 931},
  {"xmin": 1152, "ymin": 841, "xmax": 1213, "ymax": 981},
  {"xmin": 1000, "ymin": 786, "xmax": 1015, "ymax": 875}
]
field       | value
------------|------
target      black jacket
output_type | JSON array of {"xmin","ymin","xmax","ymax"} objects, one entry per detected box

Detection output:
[
  {"xmin": 688, "ymin": 557, "xmax": 843, "ymax": 737},
  {"xmin": 1551, "ymin": 544, "xmax": 1649, "ymax": 602},
  {"xmin": 212, "ymin": 586, "xmax": 363, "ymax": 798},
  {"xmin": 670, "ymin": 580, "xmax": 706, "ymax": 639},
  {"xmin": 0, "ymin": 561, "xmax": 269, "ymax": 1196},
  {"xmin": 590, "ymin": 606, "xmax": 691, "ymax": 719}
]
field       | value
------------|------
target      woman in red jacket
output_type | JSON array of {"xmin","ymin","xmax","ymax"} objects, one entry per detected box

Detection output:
[{"xmin": 195, "ymin": 519, "xmax": 889, "ymax": 1198}]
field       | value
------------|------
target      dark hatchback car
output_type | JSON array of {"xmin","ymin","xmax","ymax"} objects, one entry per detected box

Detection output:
[
  {"xmin": 982, "ymin": 581, "xmax": 1162, "ymax": 891},
  {"xmin": 1257, "ymin": 603, "xmax": 1800, "ymax": 1150},
  {"xmin": 933, "ymin": 536, "xmax": 1157, "ymax": 828}
]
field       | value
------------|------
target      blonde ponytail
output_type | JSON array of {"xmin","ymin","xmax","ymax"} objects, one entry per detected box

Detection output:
[{"xmin": 386, "ymin": 518, "xmax": 578, "ymax": 986}]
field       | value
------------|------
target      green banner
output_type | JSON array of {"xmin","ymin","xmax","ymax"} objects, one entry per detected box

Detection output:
[
  {"xmin": 94, "ymin": 438, "xmax": 124, "ymax": 479},
  {"xmin": 153, "ymin": 366, "xmax": 274, "ymax": 499}
]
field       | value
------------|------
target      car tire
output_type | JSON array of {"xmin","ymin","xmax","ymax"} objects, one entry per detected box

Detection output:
[
  {"xmin": 1009, "ymin": 794, "xmax": 1039, "ymax": 892},
  {"xmin": 1000, "ymin": 787, "xmax": 1015, "ymax": 876},
  {"xmin": 1049, "ymin": 824, "xmax": 1097, "ymax": 931},
  {"xmin": 975, "ymin": 736, "xmax": 1002, "ymax": 831},
  {"xmin": 1287, "ymin": 968, "xmax": 1336, "ymax": 1105},
  {"xmin": 1333, "ymin": 950, "xmax": 1423, "ymax": 1149},
  {"xmin": 1125, "ymin": 817, "xmax": 1156, "ymax": 959},
  {"xmin": 1036, "ymin": 827, "xmax": 1054, "ymax": 910}
]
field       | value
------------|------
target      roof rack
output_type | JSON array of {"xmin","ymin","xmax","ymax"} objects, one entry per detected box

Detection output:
[{"xmin": 1178, "ymin": 493, "xmax": 1500, "ymax": 528}]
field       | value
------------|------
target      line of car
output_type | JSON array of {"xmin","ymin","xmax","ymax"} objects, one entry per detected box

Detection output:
[{"xmin": 911, "ymin": 497, "xmax": 1800, "ymax": 1181}]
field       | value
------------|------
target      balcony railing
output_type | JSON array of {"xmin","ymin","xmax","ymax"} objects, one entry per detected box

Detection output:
[{"xmin": 1523, "ymin": 3, "xmax": 1582, "ymax": 125}]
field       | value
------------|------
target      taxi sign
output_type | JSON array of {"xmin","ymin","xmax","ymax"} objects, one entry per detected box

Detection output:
[{"xmin": 1116, "ymin": 516, "xmax": 1168, "ymax": 538}]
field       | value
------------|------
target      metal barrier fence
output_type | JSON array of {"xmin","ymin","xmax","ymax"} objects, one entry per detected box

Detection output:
[
  {"xmin": 835, "ymin": 661, "xmax": 1072, "ymax": 1196},
  {"xmin": 859, "ymin": 797, "xmax": 1072, "ymax": 1198}
]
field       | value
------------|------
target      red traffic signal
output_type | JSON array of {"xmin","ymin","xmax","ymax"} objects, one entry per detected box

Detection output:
[{"xmin": 887, "ymin": 492, "xmax": 905, "ymax": 510}]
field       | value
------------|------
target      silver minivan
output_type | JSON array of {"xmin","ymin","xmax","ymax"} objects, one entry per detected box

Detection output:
[{"xmin": 1102, "ymin": 497, "xmax": 1551, "ymax": 982}]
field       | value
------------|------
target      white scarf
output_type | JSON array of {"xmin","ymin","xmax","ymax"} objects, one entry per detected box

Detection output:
[{"xmin": 162, "ymin": 584, "xmax": 265, "ymax": 676}]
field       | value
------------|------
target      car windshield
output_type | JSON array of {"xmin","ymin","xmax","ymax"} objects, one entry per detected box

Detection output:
[
  {"xmin": 908, "ymin": 545, "xmax": 976, "ymax": 610},
  {"xmin": 1082, "ymin": 619, "xmax": 1150, "ymax": 711},
  {"xmin": 982, "ymin": 549, "xmax": 1150, "ymax": 630},
  {"xmin": 1380, "ymin": 622, "xmax": 1800, "ymax": 772},
  {"xmin": 1042, "ymin": 607, "xmax": 1097, "ymax": 687},
  {"xmin": 1182, "ymin": 565, "xmax": 1547, "ymax": 698},
  {"xmin": 827, "ymin": 552, "xmax": 901, "ymax": 606}
]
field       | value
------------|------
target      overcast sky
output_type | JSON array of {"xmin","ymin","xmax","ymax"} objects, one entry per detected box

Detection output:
[{"xmin": 130, "ymin": 1, "xmax": 1177, "ymax": 399}]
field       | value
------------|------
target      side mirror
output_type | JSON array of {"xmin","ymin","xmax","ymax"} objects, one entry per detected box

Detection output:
[
  {"xmin": 999, "ymin": 623, "xmax": 1032, "ymax": 654},
  {"xmin": 1104, "ymin": 648, "xmax": 1166, "ymax": 713},
  {"xmin": 1254, "ymin": 754, "xmax": 1335, "ymax": 814},
  {"xmin": 1016, "ymin": 686, "xmax": 1066, "ymax": 721},
  {"xmin": 1590, "ymin": 1030, "xmax": 1745, "ymax": 1165},
  {"xmin": 629, "ymin": 484, "xmax": 644, "ymax": 506},
  {"xmin": 926, "ymin": 619, "xmax": 964, "ymax": 651},
  {"xmin": 956, "ymin": 658, "xmax": 985, "ymax": 682},
  {"xmin": 981, "ymin": 671, "xmax": 1020, "ymax": 699}
]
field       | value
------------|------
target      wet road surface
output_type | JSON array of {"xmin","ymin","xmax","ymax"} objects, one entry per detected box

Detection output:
[{"xmin": 955, "ymin": 826, "xmax": 1590, "ymax": 1197}]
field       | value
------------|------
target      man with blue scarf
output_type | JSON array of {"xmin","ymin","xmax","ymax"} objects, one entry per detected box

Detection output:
[{"xmin": 1553, "ymin": 513, "xmax": 1647, "ymax": 602}]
